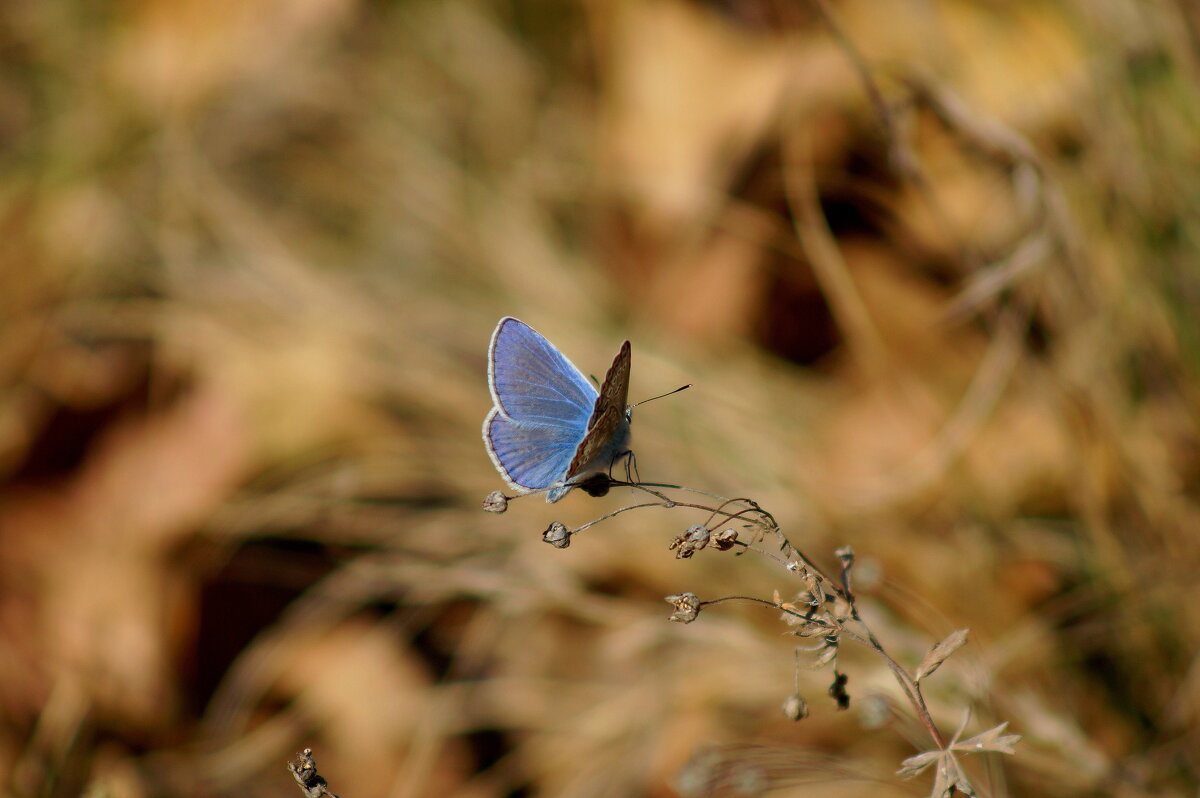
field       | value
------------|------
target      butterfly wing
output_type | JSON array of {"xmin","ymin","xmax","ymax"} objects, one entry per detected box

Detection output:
[
  {"xmin": 488, "ymin": 317, "xmax": 596, "ymax": 426},
  {"xmin": 484, "ymin": 318, "xmax": 598, "ymax": 496},
  {"xmin": 565, "ymin": 340, "xmax": 632, "ymax": 483},
  {"xmin": 483, "ymin": 407, "xmax": 586, "ymax": 492}
]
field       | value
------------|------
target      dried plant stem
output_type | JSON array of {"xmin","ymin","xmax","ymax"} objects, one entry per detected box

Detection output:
[
  {"xmin": 699, "ymin": 547, "xmax": 951, "ymax": 750},
  {"xmin": 510, "ymin": 464, "xmax": 1009, "ymax": 798},
  {"xmin": 699, "ymin": 595, "xmax": 828, "ymax": 625},
  {"xmin": 840, "ymin": 551, "xmax": 949, "ymax": 751},
  {"xmin": 505, "ymin": 422, "xmax": 1012, "ymax": 796},
  {"xmin": 842, "ymin": 625, "xmax": 947, "ymax": 750},
  {"xmin": 632, "ymin": 484, "xmax": 952, "ymax": 751},
  {"xmin": 633, "ymin": 482, "xmax": 844, "ymax": 588}
]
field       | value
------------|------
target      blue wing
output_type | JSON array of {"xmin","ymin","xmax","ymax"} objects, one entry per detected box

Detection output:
[
  {"xmin": 483, "ymin": 407, "xmax": 582, "ymax": 491},
  {"xmin": 488, "ymin": 317, "xmax": 597, "ymax": 428}
]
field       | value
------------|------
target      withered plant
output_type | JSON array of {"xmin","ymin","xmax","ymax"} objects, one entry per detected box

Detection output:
[{"xmin": 483, "ymin": 468, "xmax": 1019, "ymax": 798}]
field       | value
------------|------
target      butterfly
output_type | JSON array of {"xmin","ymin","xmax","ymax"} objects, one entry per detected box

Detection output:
[{"xmin": 483, "ymin": 317, "xmax": 632, "ymax": 503}]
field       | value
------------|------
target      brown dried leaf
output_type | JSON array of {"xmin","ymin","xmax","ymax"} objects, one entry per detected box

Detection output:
[
  {"xmin": 953, "ymin": 721, "xmax": 1022, "ymax": 756},
  {"xmin": 896, "ymin": 749, "xmax": 942, "ymax": 779},
  {"xmin": 812, "ymin": 641, "xmax": 839, "ymax": 669},
  {"xmin": 2, "ymin": 383, "xmax": 250, "ymax": 724},
  {"xmin": 915, "ymin": 628, "xmax": 969, "ymax": 683},
  {"xmin": 931, "ymin": 753, "xmax": 974, "ymax": 798}
]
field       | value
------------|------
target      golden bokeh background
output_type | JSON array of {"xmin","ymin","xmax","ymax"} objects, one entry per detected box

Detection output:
[{"xmin": 2, "ymin": 0, "xmax": 1199, "ymax": 796}]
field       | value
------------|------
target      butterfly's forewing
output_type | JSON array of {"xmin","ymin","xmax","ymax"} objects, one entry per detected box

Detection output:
[
  {"xmin": 565, "ymin": 340, "xmax": 631, "ymax": 482},
  {"xmin": 489, "ymin": 317, "xmax": 596, "ymax": 428}
]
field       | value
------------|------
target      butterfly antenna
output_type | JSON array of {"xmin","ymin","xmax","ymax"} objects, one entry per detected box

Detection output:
[{"xmin": 629, "ymin": 384, "xmax": 691, "ymax": 410}]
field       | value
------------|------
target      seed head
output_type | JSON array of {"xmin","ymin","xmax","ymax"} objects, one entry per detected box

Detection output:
[
  {"xmin": 542, "ymin": 521, "xmax": 572, "ymax": 548},
  {"xmin": 782, "ymin": 693, "xmax": 809, "ymax": 721},
  {"xmin": 665, "ymin": 592, "xmax": 702, "ymax": 623},
  {"xmin": 829, "ymin": 670, "xmax": 850, "ymax": 710},
  {"xmin": 712, "ymin": 528, "xmax": 739, "ymax": 551},
  {"xmin": 482, "ymin": 491, "xmax": 509, "ymax": 513},
  {"xmin": 669, "ymin": 525, "xmax": 711, "ymax": 559}
]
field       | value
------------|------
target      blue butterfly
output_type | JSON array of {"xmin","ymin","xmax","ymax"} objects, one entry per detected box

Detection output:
[{"xmin": 483, "ymin": 317, "xmax": 632, "ymax": 502}]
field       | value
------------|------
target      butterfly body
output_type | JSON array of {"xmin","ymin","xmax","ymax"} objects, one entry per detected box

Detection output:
[{"xmin": 484, "ymin": 317, "xmax": 632, "ymax": 502}]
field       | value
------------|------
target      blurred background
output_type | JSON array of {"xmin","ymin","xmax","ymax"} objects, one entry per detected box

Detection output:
[{"xmin": 2, "ymin": 0, "xmax": 1199, "ymax": 796}]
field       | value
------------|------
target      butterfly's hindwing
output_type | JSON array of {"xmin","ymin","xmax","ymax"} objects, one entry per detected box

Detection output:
[{"xmin": 484, "ymin": 408, "xmax": 584, "ymax": 491}]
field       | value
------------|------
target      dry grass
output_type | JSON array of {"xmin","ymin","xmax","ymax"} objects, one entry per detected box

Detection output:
[{"xmin": 2, "ymin": 0, "xmax": 1199, "ymax": 796}]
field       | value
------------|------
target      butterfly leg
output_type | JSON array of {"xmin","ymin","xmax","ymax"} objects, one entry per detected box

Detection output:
[{"xmin": 608, "ymin": 449, "xmax": 639, "ymax": 485}]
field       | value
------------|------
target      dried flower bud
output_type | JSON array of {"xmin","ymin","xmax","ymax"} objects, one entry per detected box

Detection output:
[
  {"xmin": 795, "ymin": 620, "xmax": 830, "ymax": 639},
  {"xmin": 800, "ymin": 569, "xmax": 822, "ymax": 601},
  {"xmin": 288, "ymin": 748, "xmax": 330, "ymax": 798},
  {"xmin": 665, "ymin": 592, "xmax": 701, "ymax": 623},
  {"xmin": 711, "ymin": 528, "xmax": 738, "ymax": 551},
  {"xmin": 782, "ymin": 691, "xmax": 811, "ymax": 720},
  {"xmin": 829, "ymin": 670, "xmax": 850, "ymax": 710},
  {"xmin": 835, "ymin": 545, "xmax": 855, "ymax": 567},
  {"xmin": 482, "ymin": 491, "xmax": 509, "ymax": 513},
  {"xmin": 782, "ymin": 693, "xmax": 809, "ymax": 721},
  {"xmin": 669, "ymin": 525, "xmax": 711, "ymax": 559},
  {"xmin": 542, "ymin": 521, "xmax": 572, "ymax": 548}
]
